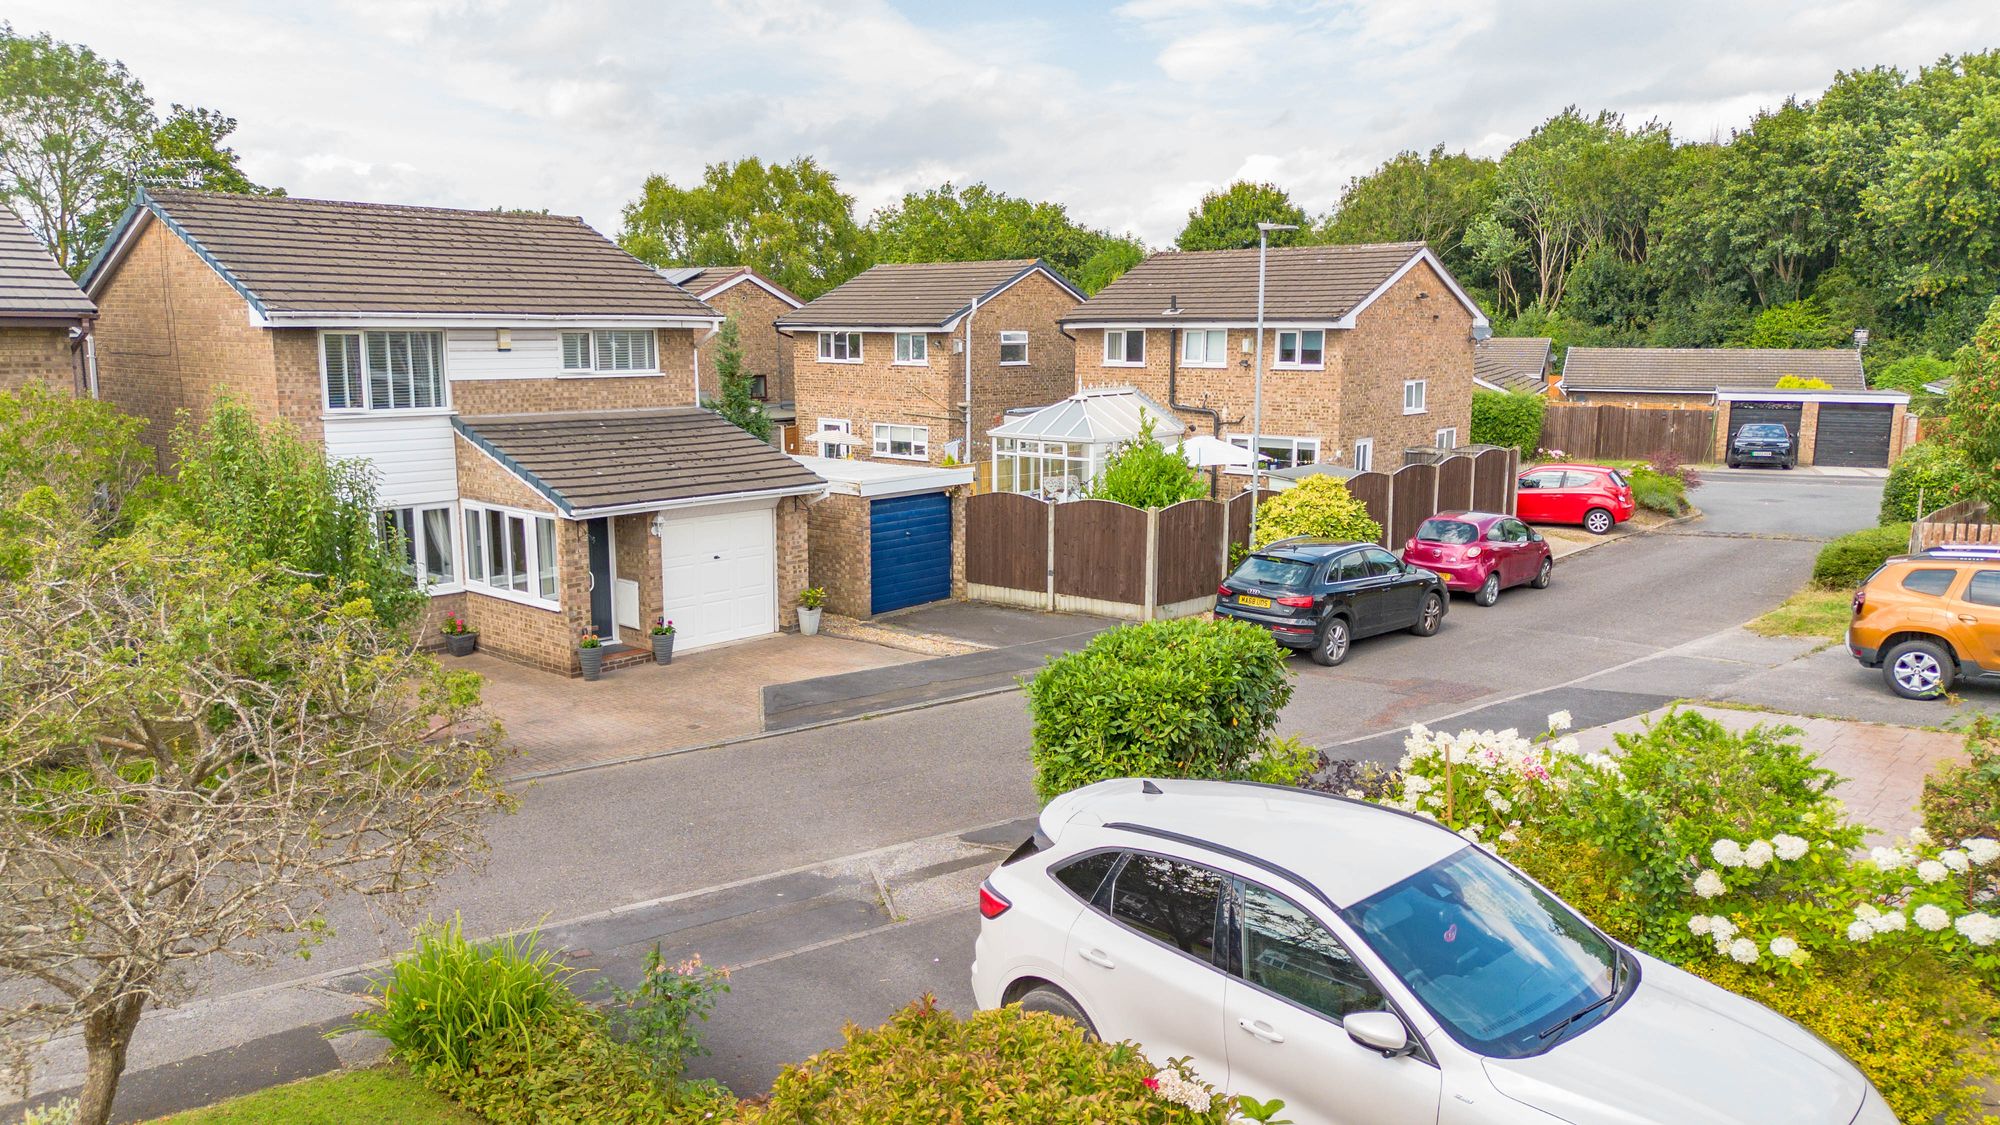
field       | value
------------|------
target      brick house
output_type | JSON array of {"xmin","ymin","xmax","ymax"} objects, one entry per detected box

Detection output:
[
  {"xmin": 83, "ymin": 188, "xmax": 825, "ymax": 675},
  {"xmin": 776, "ymin": 259, "xmax": 1082, "ymax": 466},
  {"xmin": 0, "ymin": 201, "xmax": 95, "ymax": 393},
  {"xmin": 1474, "ymin": 336, "xmax": 1552, "ymax": 395},
  {"xmin": 1054, "ymin": 242, "xmax": 1487, "ymax": 484},
  {"xmin": 660, "ymin": 266, "xmax": 804, "ymax": 446}
]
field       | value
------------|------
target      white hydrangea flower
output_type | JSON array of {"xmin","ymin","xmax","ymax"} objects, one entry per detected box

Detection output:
[
  {"xmin": 1772, "ymin": 834, "xmax": 1809, "ymax": 862},
  {"xmin": 1869, "ymin": 846, "xmax": 1912, "ymax": 872},
  {"xmin": 1743, "ymin": 840, "xmax": 1774, "ymax": 869},
  {"xmin": 1871, "ymin": 910, "xmax": 1907, "ymax": 934},
  {"xmin": 1708, "ymin": 916, "xmax": 1738, "ymax": 941},
  {"xmin": 1909, "ymin": 826, "xmax": 1933, "ymax": 847},
  {"xmin": 1854, "ymin": 903, "xmax": 1881, "ymax": 921},
  {"xmin": 1547, "ymin": 710, "xmax": 1573, "ymax": 732},
  {"xmin": 1711, "ymin": 839, "xmax": 1746, "ymax": 868},
  {"xmin": 1917, "ymin": 860, "xmax": 1950, "ymax": 885},
  {"xmin": 1550, "ymin": 735, "xmax": 1580, "ymax": 757},
  {"xmin": 1964, "ymin": 838, "xmax": 2000, "ymax": 866},
  {"xmin": 1583, "ymin": 752, "xmax": 1617, "ymax": 771},
  {"xmin": 1845, "ymin": 920, "xmax": 1874, "ymax": 943},
  {"xmin": 1150, "ymin": 1069, "xmax": 1212, "ymax": 1113},
  {"xmin": 1954, "ymin": 912, "xmax": 2000, "ymax": 947},
  {"xmin": 1405, "ymin": 775, "xmax": 1433, "ymax": 794},
  {"xmin": 1941, "ymin": 849, "xmax": 1971, "ymax": 874},
  {"xmin": 1693, "ymin": 870, "xmax": 1727, "ymax": 899},
  {"xmin": 1915, "ymin": 904, "xmax": 1951, "ymax": 932},
  {"xmin": 1769, "ymin": 937, "xmax": 1799, "ymax": 959},
  {"xmin": 1688, "ymin": 915, "xmax": 1713, "ymax": 936},
  {"xmin": 1343, "ymin": 789, "xmax": 1364, "ymax": 799},
  {"xmin": 1458, "ymin": 826, "xmax": 1482, "ymax": 843},
  {"xmin": 1727, "ymin": 937, "xmax": 1759, "ymax": 964},
  {"xmin": 1498, "ymin": 829, "xmax": 1519, "ymax": 844}
]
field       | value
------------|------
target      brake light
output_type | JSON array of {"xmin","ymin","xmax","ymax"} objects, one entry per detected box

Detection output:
[
  {"xmin": 1405, "ymin": 539, "xmax": 1418, "ymax": 553},
  {"xmin": 1217, "ymin": 584, "xmax": 1233, "ymax": 597},
  {"xmin": 978, "ymin": 882, "xmax": 1011, "ymax": 919},
  {"xmin": 1276, "ymin": 595, "xmax": 1315, "ymax": 608},
  {"xmin": 1852, "ymin": 589, "xmax": 1866, "ymax": 615}
]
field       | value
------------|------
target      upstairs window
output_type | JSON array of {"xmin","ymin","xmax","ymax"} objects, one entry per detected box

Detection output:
[
  {"xmin": 1404, "ymin": 379, "xmax": 1428, "ymax": 414},
  {"xmin": 894, "ymin": 332, "xmax": 928, "ymax": 364},
  {"xmin": 999, "ymin": 331, "xmax": 1029, "ymax": 365},
  {"xmin": 1182, "ymin": 329, "xmax": 1227, "ymax": 366},
  {"xmin": 560, "ymin": 330, "xmax": 657, "ymax": 373},
  {"xmin": 324, "ymin": 330, "xmax": 445, "ymax": 411},
  {"xmin": 1103, "ymin": 329, "xmax": 1146, "ymax": 365},
  {"xmin": 1276, "ymin": 329, "xmax": 1324, "ymax": 367},
  {"xmin": 818, "ymin": 332, "xmax": 862, "ymax": 362}
]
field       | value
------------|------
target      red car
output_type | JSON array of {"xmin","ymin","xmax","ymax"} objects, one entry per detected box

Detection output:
[
  {"xmin": 1515, "ymin": 463, "xmax": 1636, "ymax": 535},
  {"xmin": 1404, "ymin": 511, "xmax": 1554, "ymax": 605}
]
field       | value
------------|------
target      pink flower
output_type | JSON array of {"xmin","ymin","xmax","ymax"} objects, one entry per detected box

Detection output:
[{"xmin": 1142, "ymin": 1077, "xmax": 1160, "ymax": 1091}]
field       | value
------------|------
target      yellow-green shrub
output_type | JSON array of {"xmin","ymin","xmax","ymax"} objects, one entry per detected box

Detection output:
[{"xmin": 1250, "ymin": 475, "xmax": 1380, "ymax": 548}]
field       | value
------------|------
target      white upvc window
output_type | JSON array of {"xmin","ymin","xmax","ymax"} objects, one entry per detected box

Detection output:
[
  {"xmin": 998, "ymin": 331, "xmax": 1029, "ymax": 365},
  {"xmin": 1181, "ymin": 329, "xmax": 1227, "ymax": 366},
  {"xmin": 1404, "ymin": 379, "xmax": 1428, "ymax": 414},
  {"xmin": 560, "ymin": 329, "xmax": 657, "ymax": 374},
  {"xmin": 1436, "ymin": 427, "xmax": 1458, "ymax": 449},
  {"xmin": 1226, "ymin": 434, "xmax": 1321, "ymax": 472},
  {"xmin": 818, "ymin": 331, "xmax": 863, "ymax": 363},
  {"xmin": 462, "ymin": 502, "xmax": 560, "ymax": 609},
  {"xmin": 322, "ymin": 330, "xmax": 446, "ymax": 411},
  {"xmin": 872, "ymin": 423, "xmax": 930, "ymax": 460},
  {"xmin": 380, "ymin": 504, "xmax": 458, "ymax": 589},
  {"xmin": 1103, "ymin": 329, "xmax": 1146, "ymax": 366},
  {"xmin": 893, "ymin": 332, "xmax": 928, "ymax": 365},
  {"xmin": 1353, "ymin": 438, "xmax": 1374, "ymax": 472},
  {"xmin": 815, "ymin": 417, "xmax": 854, "ymax": 460},
  {"xmin": 1275, "ymin": 329, "xmax": 1325, "ymax": 368}
]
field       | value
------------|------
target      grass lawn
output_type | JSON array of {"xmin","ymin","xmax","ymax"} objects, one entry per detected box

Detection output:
[
  {"xmin": 151, "ymin": 1066, "xmax": 479, "ymax": 1125},
  {"xmin": 1746, "ymin": 586, "xmax": 1852, "ymax": 641}
]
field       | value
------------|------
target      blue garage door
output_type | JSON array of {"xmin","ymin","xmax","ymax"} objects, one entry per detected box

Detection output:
[{"xmin": 870, "ymin": 492, "xmax": 952, "ymax": 614}]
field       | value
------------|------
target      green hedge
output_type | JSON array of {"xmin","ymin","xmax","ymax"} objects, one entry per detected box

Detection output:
[
  {"xmin": 1469, "ymin": 389, "xmax": 1546, "ymax": 455},
  {"xmin": 1627, "ymin": 466, "xmax": 1689, "ymax": 516},
  {"xmin": 1024, "ymin": 617, "xmax": 1293, "ymax": 803},
  {"xmin": 1881, "ymin": 442, "xmax": 1979, "ymax": 522},
  {"xmin": 1250, "ymin": 475, "xmax": 1380, "ymax": 549},
  {"xmin": 1811, "ymin": 522, "xmax": 1912, "ymax": 588}
]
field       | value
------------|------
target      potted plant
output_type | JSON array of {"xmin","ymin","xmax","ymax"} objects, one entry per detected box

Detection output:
[
  {"xmin": 577, "ymin": 631, "xmax": 604, "ymax": 681},
  {"xmin": 650, "ymin": 617, "xmax": 675, "ymax": 664},
  {"xmin": 798, "ymin": 587, "xmax": 827, "ymax": 636},
  {"xmin": 439, "ymin": 612, "xmax": 478, "ymax": 657}
]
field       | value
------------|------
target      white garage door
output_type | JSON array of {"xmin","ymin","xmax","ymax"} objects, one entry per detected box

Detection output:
[{"xmin": 659, "ymin": 503, "xmax": 777, "ymax": 649}]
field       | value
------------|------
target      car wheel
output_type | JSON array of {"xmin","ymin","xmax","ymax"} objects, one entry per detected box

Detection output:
[
  {"xmin": 1583, "ymin": 508, "xmax": 1615, "ymax": 535},
  {"xmin": 1017, "ymin": 985, "xmax": 1098, "ymax": 1039},
  {"xmin": 1408, "ymin": 592, "xmax": 1445, "ymax": 636},
  {"xmin": 1530, "ymin": 556, "xmax": 1553, "ymax": 589},
  {"xmin": 1726, "ymin": 459, "xmax": 1739, "ymax": 469},
  {"xmin": 1311, "ymin": 616, "xmax": 1351, "ymax": 666},
  {"xmin": 1781, "ymin": 460, "xmax": 1795, "ymax": 470},
  {"xmin": 1473, "ymin": 571, "xmax": 1501, "ymax": 607},
  {"xmin": 1884, "ymin": 639, "xmax": 1954, "ymax": 700}
]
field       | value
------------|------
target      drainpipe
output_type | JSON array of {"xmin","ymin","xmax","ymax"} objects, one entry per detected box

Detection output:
[
  {"xmin": 963, "ymin": 296, "xmax": 979, "ymax": 462},
  {"xmin": 79, "ymin": 317, "xmax": 100, "ymax": 398}
]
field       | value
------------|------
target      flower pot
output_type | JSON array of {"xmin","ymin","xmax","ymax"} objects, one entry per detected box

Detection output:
[
  {"xmin": 798, "ymin": 606, "xmax": 822, "ymax": 636},
  {"xmin": 578, "ymin": 646, "xmax": 604, "ymax": 681},
  {"xmin": 651, "ymin": 633, "xmax": 675, "ymax": 664},
  {"xmin": 444, "ymin": 632, "xmax": 478, "ymax": 657}
]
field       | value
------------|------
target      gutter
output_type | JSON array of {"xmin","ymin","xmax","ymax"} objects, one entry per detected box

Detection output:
[{"xmin": 566, "ymin": 482, "xmax": 829, "ymax": 520}]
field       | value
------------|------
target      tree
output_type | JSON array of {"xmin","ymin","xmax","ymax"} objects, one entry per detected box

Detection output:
[
  {"xmin": 1074, "ymin": 235, "xmax": 1146, "ymax": 295},
  {"xmin": 143, "ymin": 105, "xmax": 278, "ymax": 197},
  {"xmin": 1942, "ymin": 297, "xmax": 2000, "ymax": 506},
  {"xmin": 1085, "ymin": 412, "xmax": 1205, "ymax": 508},
  {"xmin": 868, "ymin": 181, "xmax": 1113, "ymax": 280},
  {"xmin": 0, "ymin": 507, "xmax": 509, "ymax": 1125},
  {"xmin": 1174, "ymin": 181, "xmax": 1307, "ymax": 251},
  {"xmin": 1319, "ymin": 145, "xmax": 1497, "ymax": 274},
  {"xmin": 1871, "ymin": 353, "xmax": 1952, "ymax": 396},
  {"xmin": 706, "ymin": 314, "xmax": 770, "ymax": 442},
  {"xmin": 1738, "ymin": 299, "xmax": 1850, "ymax": 349},
  {"xmin": 619, "ymin": 156, "xmax": 871, "ymax": 301},
  {"xmin": 0, "ymin": 384, "xmax": 151, "ymax": 568}
]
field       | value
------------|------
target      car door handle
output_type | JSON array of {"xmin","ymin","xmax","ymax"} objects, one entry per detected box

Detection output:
[
  {"xmin": 1078, "ymin": 948, "xmax": 1116, "ymax": 969},
  {"xmin": 1237, "ymin": 1018, "xmax": 1285, "ymax": 1043},
  {"xmin": 1962, "ymin": 615, "xmax": 1981, "ymax": 624}
]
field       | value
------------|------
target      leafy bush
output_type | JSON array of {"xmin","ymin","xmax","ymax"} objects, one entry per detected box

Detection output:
[
  {"xmin": 1024, "ymin": 617, "xmax": 1293, "ymax": 803},
  {"xmin": 1644, "ymin": 447, "xmax": 1701, "ymax": 488},
  {"xmin": 424, "ymin": 1002, "xmax": 721, "ymax": 1125},
  {"xmin": 738, "ymin": 997, "xmax": 1231, "ymax": 1124},
  {"xmin": 1773, "ymin": 375, "xmax": 1833, "ymax": 389},
  {"xmin": 596, "ymin": 947, "xmax": 731, "ymax": 1088},
  {"xmin": 355, "ymin": 917, "xmax": 576, "ymax": 1075},
  {"xmin": 1087, "ymin": 412, "xmax": 1206, "ymax": 508},
  {"xmin": 1811, "ymin": 522, "xmax": 1912, "ymax": 588},
  {"xmin": 1469, "ymin": 389, "xmax": 1545, "ymax": 455},
  {"xmin": 1925, "ymin": 715, "xmax": 2000, "ymax": 898},
  {"xmin": 1880, "ymin": 441, "xmax": 1978, "ymax": 522},
  {"xmin": 1627, "ymin": 466, "xmax": 1689, "ymax": 516},
  {"xmin": 1871, "ymin": 352, "xmax": 1952, "ymax": 397},
  {"xmin": 1250, "ymin": 475, "xmax": 1380, "ymax": 549}
]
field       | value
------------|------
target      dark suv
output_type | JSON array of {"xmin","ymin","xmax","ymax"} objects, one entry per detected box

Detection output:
[
  {"xmin": 1727, "ymin": 423, "xmax": 1796, "ymax": 469},
  {"xmin": 1215, "ymin": 538, "xmax": 1447, "ymax": 666}
]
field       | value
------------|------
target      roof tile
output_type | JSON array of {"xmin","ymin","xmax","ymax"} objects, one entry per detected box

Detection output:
[
  {"xmin": 1062, "ymin": 242, "xmax": 1428, "ymax": 324},
  {"xmin": 776, "ymin": 260, "xmax": 1058, "ymax": 329},
  {"xmin": 1562, "ymin": 348, "xmax": 1866, "ymax": 392},
  {"xmin": 0, "ymin": 202, "xmax": 94, "ymax": 319}
]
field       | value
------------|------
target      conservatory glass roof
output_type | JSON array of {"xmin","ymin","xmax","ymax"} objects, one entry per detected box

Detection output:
[{"xmin": 987, "ymin": 386, "xmax": 1187, "ymax": 444}]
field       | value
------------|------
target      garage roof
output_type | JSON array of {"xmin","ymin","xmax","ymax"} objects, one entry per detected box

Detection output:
[
  {"xmin": 1474, "ymin": 336, "xmax": 1550, "ymax": 393},
  {"xmin": 1562, "ymin": 347, "xmax": 1866, "ymax": 393},
  {"xmin": 454, "ymin": 408, "xmax": 825, "ymax": 516}
]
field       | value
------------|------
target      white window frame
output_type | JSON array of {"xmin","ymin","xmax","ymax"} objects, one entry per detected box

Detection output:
[
  {"xmin": 818, "ymin": 331, "xmax": 863, "ymax": 363},
  {"xmin": 558, "ymin": 329, "xmax": 659, "ymax": 376},
  {"xmin": 1274, "ymin": 329, "xmax": 1325, "ymax": 370},
  {"xmin": 1102, "ymin": 329, "xmax": 1146, "ymax": 367},
  {"xmin": 380, "ymin": 503, "xmax": 460, "ymax": 592},
  {"xmin": 1353, "ymin": 438, "xmax": 1374, "ymax": 472},
  {"xmin": 872, "ymin": 423, "xmax": 930, "ymax": 461},
  {"xmin": 816, "ymin": 417, "xmax": 854, "ymax": 460},
  {"xmin": 320, "ymin": 330, "xmax": 449, "ymax": 413},
  {"xmin": 893, "ymin": 332, "xmax": 929, "ymax": 365},
  {"xmin": 1225, "ymin": 434, "xmax": 1321, "ymax": 475},
  {"xmin": 461, "ymin": 501, "xmax": 561, "ymax": 611},
  {"xmin": 1435, "ymin": 427, "xmax": 1458, "ymax": 449},
  {"xmin": 998, "ymin": 331, "xmax": 1029, "ymax": 365},
  {"xmin": 1403, "ymin": 379, "xmax": 1428, "ymax": 415},
  {"xmin": 1181, "ymin": 329, "xmax": 1227, "ymax": 367}
]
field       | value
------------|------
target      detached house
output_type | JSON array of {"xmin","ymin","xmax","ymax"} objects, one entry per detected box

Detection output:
[
  {"xmin": 661, "ymin": 265, "xmax": 805, "ymax": 446},
  {"xmin": 0, "ymin": 201, "xmax": 95, "ymax": 393},
  {"xmin": 83, "ymin": 188, "xmax": 824, "ymax": 675},
  {"xmin": 1052, "ymin": 242, "xmax": 1486, "ymax": 483},
  {"xmin": 776, "ymin": 259, "xmax": 1082, "ymax": 466}
]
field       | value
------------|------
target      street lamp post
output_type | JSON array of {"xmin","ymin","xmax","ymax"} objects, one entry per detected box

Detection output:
[{"xmin": 1248, "ymin": 221, "xmax": 1299, "ymax": 546}]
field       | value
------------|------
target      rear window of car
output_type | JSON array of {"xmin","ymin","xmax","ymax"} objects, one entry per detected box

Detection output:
[
  {"xmin": 1603, "ymin": 469, "xmax": 1628, "ymax": 488},
  {"xmin": 1902, "ymin": 568, "xmax": 1959, "ymax": 597},
  {"xmin": 1739, "ymin": 424, "xmax": 1789, "ymax": 439},
  {"xmin": 1233, "ymin": 555, "xmax": 1315, "ymax": 591},
  {"xmin": 1052, "ymin": 850, "xmax": 1120, "ymax": 902},
  {"xmin": 1417, "ymin": 519, "xmax": 1479, "ymax": 544}
]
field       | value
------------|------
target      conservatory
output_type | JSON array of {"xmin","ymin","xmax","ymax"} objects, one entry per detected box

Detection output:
[{"xmin": 987, "ymin": 386, "xmax": 1187, "ymax": 499}]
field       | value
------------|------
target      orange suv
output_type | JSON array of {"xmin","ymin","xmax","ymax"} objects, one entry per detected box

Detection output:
[{"xmin": 1847, "ymin": 544, "xmax": 2000, "ymax": 699}]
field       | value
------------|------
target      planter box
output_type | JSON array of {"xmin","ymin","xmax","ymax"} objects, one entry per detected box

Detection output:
[
  {"xmin": 443, "ymin": 632, "xmax": 478, "ymax": 658},
  {"xmin": 652, "ymin": 633, "xmax": 675, "ymax": 664}
]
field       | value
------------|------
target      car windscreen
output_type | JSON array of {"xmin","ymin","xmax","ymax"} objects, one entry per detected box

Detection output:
[
  {"xmin": 1416, "ymin": 519, "xmax": 1479, "ymax": 545},
  {"xmin": 1231, "ymin": 555, "xmax": 1315, "ymax": 592},
  {"xmin": 1341, "ymin": 846, "xmax": 1617, "ymax": 1059},
  {"xmin": 1738, "ymin": 424, "xmax": 1789, "ymax": 439}
]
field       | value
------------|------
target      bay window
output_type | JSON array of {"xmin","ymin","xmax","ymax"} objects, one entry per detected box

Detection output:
[
  {"xmin": 323, "ymin": 330, "xmax": 445, "ymax": 411},
  {"xmin": 379, "ymin": 504, "xmax": 457, "ymax": 587},
  {"xmin": 560, "ymin": 329, "xmax": 657, "ymax": 373},
  {"xmin": 462, "ymin": 502, "xmax": 560, "ymax": 609}
]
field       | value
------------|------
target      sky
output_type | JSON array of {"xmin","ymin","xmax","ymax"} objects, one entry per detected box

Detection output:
[{"xmin": 11, "ymin": 1, "xmax": 2000, "ymax": 247}]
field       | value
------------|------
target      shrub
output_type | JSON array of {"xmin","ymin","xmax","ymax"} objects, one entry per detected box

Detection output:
[
  {"xmin": 1872, "ymin": 352, "xmax": 1952, "ymax": 397},
  {"xmin": 1773, "ymin": 375, "xmax": 1833, "ymax": 390},
  {"xmin": 1250, "ymin": 475, "xmax": 1380, "ymax": 549},
  {"xmin": 1469, "ymin": 389, "xmax": 1545, "ymax": 455},
  {"xmin": 596, "ymin": 947, "xmax": 731, "ymax": 1088},
  {"xmin": 1811, "ymin": 522, "xmax": 1912, "ymax": 588},
  {"xmin": 1627, "ymin": 467, "xmax": 1689, "ymax": 516},
  {"xmin": 1087, "ymin": 412, "xmax": 1206, "ymax": 508},
  {"xmin": 1644, "ymin": 448, "xmax": 1700, "ymax": 488},
  {"xmin": 1024, "ymin": 617, "xmax": 1293, "ymax": 803},
  {"xmin": 356, "ymin": 918, "xmax": 576, "ymax": 1076},
  {"xmin": 738, "ymin": 996, "xmax": 1230, "ymax": 1124},
  {"xmin": 1925, "ymin": 715, "xmax": 2000, "ymax": 900},
  {"xmin": 424, "ymin": 1002, "xmax": 720, "ymax": 1125},
  {"xmin": 1880, "ymin": 441, "xmax": 1978, "ymax": 522}
]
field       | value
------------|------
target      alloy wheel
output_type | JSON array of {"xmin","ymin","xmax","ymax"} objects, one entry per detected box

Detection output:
[
  {"xmin": 1477, "ymin": 573, "xmax": 1500, "ymax": 606},
  {"xmin": 1893, "ymin": 651, "xmax": 1944, "ymax": 696},
  {"xmin": 1422, "ymin": 594, "xmax": 1443, "ymax": 632},
  {"xmin": 1585, "ymin": 509, "xmax": 1613, "ymax": 534}
]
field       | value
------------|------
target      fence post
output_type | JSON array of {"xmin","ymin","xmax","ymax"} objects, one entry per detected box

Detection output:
[
  {"xmin": 1044, "ymin": 499, "xmax": 1057, "ymax": 612},
  {"xmin": 1142, "ymin": 506, "xmax": 1160, "ymax": 621},
  {"xmin": 1381, "ymin": 474, "xmax": 1395, "ymax": 549}
]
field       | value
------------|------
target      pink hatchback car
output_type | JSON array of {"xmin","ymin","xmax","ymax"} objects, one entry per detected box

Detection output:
[{"xmin": 1403, "ymin": 511, "xmax": 1553, "ymax": 606}]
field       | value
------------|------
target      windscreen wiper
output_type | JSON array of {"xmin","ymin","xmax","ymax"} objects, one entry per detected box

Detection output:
[{"xmin": 1538, "ymin": 956, "xmax": 1624, "ymax": 1042}]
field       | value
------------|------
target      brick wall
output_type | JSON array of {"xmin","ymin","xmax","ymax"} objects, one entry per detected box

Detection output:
[
  {"xmin": 613, "ymin": 512, "xmax": 662, "ymax": 635},
  {"xmin": 807, "ymin": 492, "xmax": 872, "ymax": 617},
  {"xmin": 964, "ymin": 272, "xmax": 1078, "ymax": 461},
  {"xmin": 0, "ymin": 326, "xmax": 78, "ymax": 393},
  {"xmin": 697, "ymin": 284, "xmax": 795, "ymax": 406},
  {"xmin": 450, "ymin": 330, "xmax": 699, "ymax": 416},
  {"xmin": 776, "ymin": 495, "xmax": 809, "ymax": 629},
  {"xmin": 414, "ymin": 590, "xmax": 469, "ymax": 651}
]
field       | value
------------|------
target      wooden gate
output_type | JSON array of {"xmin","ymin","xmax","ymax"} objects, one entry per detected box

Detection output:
[{"xmin": 1156, "ymin": 500, "xmax": 1225, "ymax": 611}]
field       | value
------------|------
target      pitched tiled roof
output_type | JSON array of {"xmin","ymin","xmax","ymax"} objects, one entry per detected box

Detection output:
[
  {"xmin": 1562, "ymin": 348, "xmax": 1866, "ymax": 393},
  {"xmin": 776, "ymin": 259, "xmax": 1070, "ymax": 329},
  {"xmin": 661, "ymin": 265, "xmax": 803, "ymax": 307},
  {"xmin": 106, "ymin": 188, "xmax": 717, "ymax": 320},
  {"xmin": 453, "ymin": 408, "xmax": 824, "ymax": 514},
  {"xmin": 0, "ymin": 202, "xmax": 94, "ymax": 320},
  {"xmin": 1474, "ymin": 336, "xmax": 1550, "ymax": 393},
  {"xmin": 1062, "ymin": 242, "xmax": 1432, "ymax": 324}
]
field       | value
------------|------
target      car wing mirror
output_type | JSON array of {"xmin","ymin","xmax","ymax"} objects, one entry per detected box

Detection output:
[{"xmin": 1345, "ymin": 1011, "xmax": 1414, "ymax": 1058}]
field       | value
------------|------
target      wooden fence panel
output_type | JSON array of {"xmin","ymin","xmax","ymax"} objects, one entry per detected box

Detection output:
[
  {"xmin": 1054, "ymin": 499, "xmax": 1147, "ymax": 606},
  {"xmin": 965, "ymin": 491, "xmax": 1047, "ymax": 593},
  {"xmin": 1226, "ymin": 489, "xmax": 1280, "ymax": 548},
  {"xmin": 1388, "ymin": 463, "xmax": 1439, "ymax": 547},
  {"xmin": 1540, "ymin": 403, "xmax": 1715, "ymax": 464},
  {"xmin": 1156, "ymin": 500, "xmax": 1226, "ymax": 606},
  {"xmin": 1473, "ymin": 448, "xmax": 1513, "ymax": 513},
  {"xmin": 1347, "ymin": 472, "xmax": 1391, "ymax": 544},
  {"xmin": 1437, "ymin": 455, "xmax": 1474, "ymax": 513}
]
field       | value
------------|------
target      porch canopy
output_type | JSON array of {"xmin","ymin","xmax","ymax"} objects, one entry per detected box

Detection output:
[{"xmin": 986, "ymin": 386, "xmax": 1186, "ymax": 497}]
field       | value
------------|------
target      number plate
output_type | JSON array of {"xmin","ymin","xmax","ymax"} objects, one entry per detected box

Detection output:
[{"xmin": 1237, "ymin": 595, "xmax": 1272, "ymax": 609}]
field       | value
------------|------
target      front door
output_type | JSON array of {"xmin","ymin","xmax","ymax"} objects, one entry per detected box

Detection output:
[{"xmin": 586, "ymin": 517, "xmax": 614, "ymax": 642}]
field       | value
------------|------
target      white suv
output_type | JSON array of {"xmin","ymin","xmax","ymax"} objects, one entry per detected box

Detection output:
[{"xmin": 971, "ymin": 779, "xmax": 1896, "ymax": 1125}]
